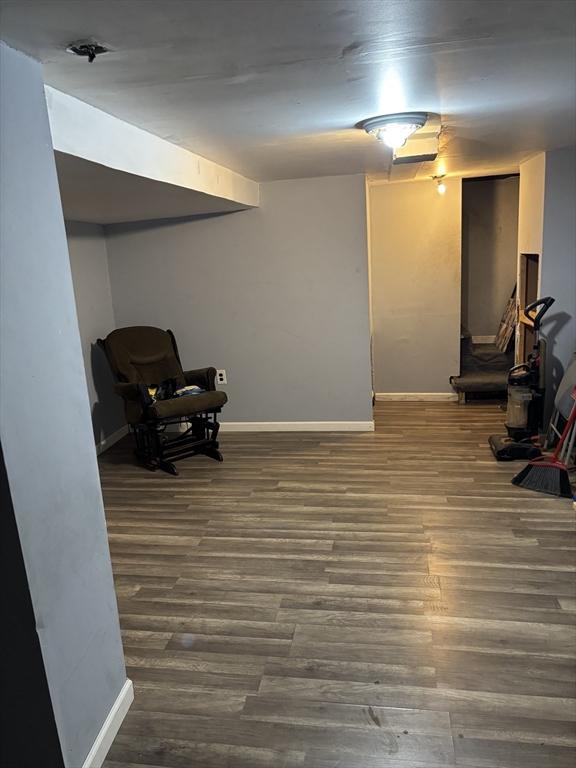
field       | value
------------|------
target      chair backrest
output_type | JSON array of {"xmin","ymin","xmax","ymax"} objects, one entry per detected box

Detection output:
[{"xmin": 101, "ymin": 326, "xmax": 185, "ymax": 387}]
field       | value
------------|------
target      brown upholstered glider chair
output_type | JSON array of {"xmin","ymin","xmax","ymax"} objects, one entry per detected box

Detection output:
[{"xmin": 98, "ymin": 326, "xmax": 227, "ymax": 475}]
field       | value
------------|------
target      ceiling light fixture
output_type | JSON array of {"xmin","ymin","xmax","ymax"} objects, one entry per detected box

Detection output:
[
  {"xmin": 356, "ymin": 112, "xmax": 428, "ymax": 149},
  {"xmin": 433, "ymin": 175, "xmax": 447, "ymax": 195}
]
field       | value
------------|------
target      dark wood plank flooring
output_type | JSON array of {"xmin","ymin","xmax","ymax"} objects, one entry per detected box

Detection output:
[{"xmin": 100, "ymin": 402, "xmax": 576, "ymax": 768}]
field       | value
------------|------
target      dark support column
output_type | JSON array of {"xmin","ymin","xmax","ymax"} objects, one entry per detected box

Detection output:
[{"xmin": 0, "ymin": 443, "xmax": 65, "ymax": 768}]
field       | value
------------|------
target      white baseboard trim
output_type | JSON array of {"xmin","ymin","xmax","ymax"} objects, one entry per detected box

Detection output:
[
  {"xmin": 220, "ymin": 421, "xmax": 375, "ymax": 432},
  {"xmin": 96, "ymin": 425, "xmax": 129, "ymax": 455},
  {"xmin": 375, "ymin": 393, "xmax": 458, "ymax": 402},
  {"xmin": 471, "ymin": 335, "xmax": 496, "ymax": 344},
  {"xmin": 81, "ymin": 679, "xmax": 134, "ymax": 768}
]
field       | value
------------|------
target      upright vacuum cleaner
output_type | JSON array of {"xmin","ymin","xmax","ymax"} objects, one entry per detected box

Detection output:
[{"xmin": 489, "ymin": 296, "xmax": 555, "ymax": 461}]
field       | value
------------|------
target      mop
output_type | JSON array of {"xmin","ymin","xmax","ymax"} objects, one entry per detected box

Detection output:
[{"xmin": 512, "ymin": 386, "xmax": 576, "ymax": 498}]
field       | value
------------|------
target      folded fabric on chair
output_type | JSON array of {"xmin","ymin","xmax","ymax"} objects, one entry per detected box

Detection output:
[{"xmin": 147, "ymin": 390, "xmax": 227, "ymax": 420}]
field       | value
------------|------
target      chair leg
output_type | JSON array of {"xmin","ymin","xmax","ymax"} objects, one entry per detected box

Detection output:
[
  {"xmin": 157, "ymin": 459, "xmax": 178, "ymax": 475},
  {"xmin": 133, "ymin": 425, "xmax": 155, "ymax": 470},
  {"xmin": 132, "ymin": 424, "xmax": 170, "ymax": 472},
  {"xmin": 203, "ymin": 414, "xmax": 223, "ymax": 461},
  {"xmin": 201, "ymin": 446, "xmax": 224, "ymax": 462}
]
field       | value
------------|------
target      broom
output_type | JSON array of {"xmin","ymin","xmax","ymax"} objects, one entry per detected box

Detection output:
[{"xmin": 512, "ymin": 386, "xmax": 576, "ymax": 498}]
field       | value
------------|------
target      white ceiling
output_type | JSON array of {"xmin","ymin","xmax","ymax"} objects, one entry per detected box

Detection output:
[{"xmin": 1, "ymin": 0, "xmax": 575, "ymax": 181}]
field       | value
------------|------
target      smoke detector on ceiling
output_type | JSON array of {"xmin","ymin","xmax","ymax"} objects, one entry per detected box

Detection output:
[{"xmin": 66, "ymin": 39, "xmax": 109, "ymax": 63}]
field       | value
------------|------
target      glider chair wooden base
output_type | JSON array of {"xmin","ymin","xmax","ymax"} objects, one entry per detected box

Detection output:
[
  {"xmin": 132, "ymin": 413, "xmax": 224, "ymax": 476},
  {"xmin": 98, "ymin": 326, "xmax": 228, "ymax": 476}
]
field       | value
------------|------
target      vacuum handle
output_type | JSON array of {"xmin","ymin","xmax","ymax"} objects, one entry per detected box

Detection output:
[{"xmin": 524, "ymin": 296, "xmax": 555, "ymax": 331}]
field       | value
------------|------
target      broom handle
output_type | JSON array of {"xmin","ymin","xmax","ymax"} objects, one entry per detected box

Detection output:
[{"xmin": 552, "ymin": 387, "xmax": 576, "ymax": 461}]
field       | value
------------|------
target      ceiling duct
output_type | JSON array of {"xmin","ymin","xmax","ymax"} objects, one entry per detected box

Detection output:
[
  {"xmin": 392, "ymin": 119, "xmax": 442, "ymax": 164},
  {"xmin": 393, "ymin": 137, "xmax": 439, "ymax": 164}
]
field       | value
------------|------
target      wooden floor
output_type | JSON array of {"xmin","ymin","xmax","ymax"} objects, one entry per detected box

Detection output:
[{"xmin": 100, "ymin": 402, "xmax": 576, "ymax": 768}]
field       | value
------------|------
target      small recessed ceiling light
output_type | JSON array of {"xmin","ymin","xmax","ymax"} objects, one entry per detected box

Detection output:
[{"xmin": 356, "ymin": 112, "xmax": 428, "ymax": 149}]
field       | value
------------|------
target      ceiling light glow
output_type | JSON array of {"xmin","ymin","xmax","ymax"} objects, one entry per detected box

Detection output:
[
  {"xmin": 433, "ymin": 175, "xmax": 447, "ymax": 195},
  {"xmin": 370, "ymin": 122, "xmax": 423, "ymax": 149},
  {"xmin": 378, "ymin": 70, "xmax": 406, "ymax": 114},
  {"xmin": 356, "ymin": 112, "xmax": 428, "ymax": 150}
]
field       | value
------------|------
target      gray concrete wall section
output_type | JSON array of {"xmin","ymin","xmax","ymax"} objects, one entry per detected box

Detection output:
[
  {"xmin": 0, "ymin": 43, "xmax": 127, "ymax": 767},
  {"xmin": 461, "ymin": 177, "xmax": 519, "ymax": 337},
  {"xmin": 541, "ymin": 146, "xmax": 576, "ymax": 413},
  {"xmin": 67, "ymin": 221, "xmax": 126, "ymax": 443},
  {"xmin": 369, "ymin": 178, "xmax": 462, "ymax": 393},
  {"xmin": 105, "ymin": 175, "xmax": 373, "ymax": 423}
]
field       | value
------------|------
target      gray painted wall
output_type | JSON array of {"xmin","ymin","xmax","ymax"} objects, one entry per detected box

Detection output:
[
  {"xmin": 67, "ymin": 221, "xmax": 125, "ymax": 444},
  {"xmin": 541, "ymin": 146, "xmax": 576, "ymax": 412},
  {"xmin": 461, "ymin": 176, "xmax": 519, "ymax": 337},
  {"xmin": 105, "ymin": 175, "xmax": 373, "ymax": 423},
  {"xmin": 369, "ymin": 178, "xmax": 462, "ymax": 393},
  {"xmin": 0, "ymin": 43, "xmax": 127, "ymax": 767}
]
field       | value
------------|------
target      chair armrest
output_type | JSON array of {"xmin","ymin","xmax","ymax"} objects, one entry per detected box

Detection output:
[{"xmin": 183, "ymin": 367, "xmax": 217, "ymax": 391}]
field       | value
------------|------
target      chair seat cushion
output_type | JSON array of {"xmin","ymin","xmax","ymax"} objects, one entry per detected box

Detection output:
[{"xmin": 146, "ymin": 391, "xmax": 228, "ymax": 419}]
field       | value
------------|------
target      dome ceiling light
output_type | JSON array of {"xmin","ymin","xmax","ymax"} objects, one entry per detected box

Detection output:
[{"xmin": 356, "ymin": 112, "xmax": 428, "ymax": 149}]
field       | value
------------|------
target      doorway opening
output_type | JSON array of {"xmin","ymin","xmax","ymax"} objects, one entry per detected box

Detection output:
[{"xmin": 451, "ymin": 174, "xmax": 520, "ymax": 402}]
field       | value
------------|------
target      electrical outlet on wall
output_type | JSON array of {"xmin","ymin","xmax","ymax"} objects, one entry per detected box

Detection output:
[{"xmin": 216, "ymin": 369, "xmax": 227, "ymax": 385}]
